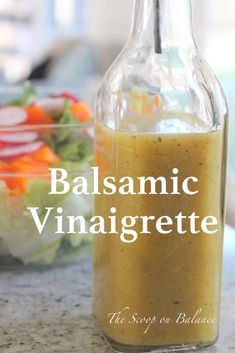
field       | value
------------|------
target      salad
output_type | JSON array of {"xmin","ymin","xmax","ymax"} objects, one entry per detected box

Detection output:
[{"xmin": 0, "ymin": 84, "xmax": 93, "ymax": 266}]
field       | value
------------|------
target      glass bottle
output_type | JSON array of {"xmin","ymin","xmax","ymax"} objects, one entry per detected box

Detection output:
[{"xmin": 93, "ymin": 0, "xmax": 228, "ymax": 352}]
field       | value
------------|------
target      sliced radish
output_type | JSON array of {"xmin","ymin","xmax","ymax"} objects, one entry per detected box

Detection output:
[
  {"xmin": 0, "ymin": 131, "xmax": 39, "ymax": 144},
  {"xmin": 0, "ymin": 107, "xmax": 28, "ymax": 125},
  {"xmin": 36, "ymin": 98, "xmax": 66, "ymax": 114},
  {"xmin": 0, "ymin": 141, "xmax": 44, "ymax": 161}
]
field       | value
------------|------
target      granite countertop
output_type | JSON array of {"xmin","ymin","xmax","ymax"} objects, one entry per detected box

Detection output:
[{"xmin": 0, "ymin": 230, "xmax": 234, "ymax": 353}]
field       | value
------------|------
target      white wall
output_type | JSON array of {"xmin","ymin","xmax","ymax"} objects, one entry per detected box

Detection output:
[{"xmin": 202, "ymin": 0, "xmax": 235, "ymax": 70}]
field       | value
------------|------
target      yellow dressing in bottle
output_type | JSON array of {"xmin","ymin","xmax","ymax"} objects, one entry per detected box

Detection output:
[{"xmin": 94, "ymin": 118, "xmax": 226, "ymax": 348}]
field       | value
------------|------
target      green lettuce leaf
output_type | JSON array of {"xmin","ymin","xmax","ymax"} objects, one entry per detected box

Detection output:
[{"xmin": 57, "ymin": 141, "xmax": 87, "ymax": 162}]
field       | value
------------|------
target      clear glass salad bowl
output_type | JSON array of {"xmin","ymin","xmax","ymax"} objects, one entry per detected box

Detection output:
[{"xmin": 0, "ymin": 83, "xmax": 94, "ymax": 268}]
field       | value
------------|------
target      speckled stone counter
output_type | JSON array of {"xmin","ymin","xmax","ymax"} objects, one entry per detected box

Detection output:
[{"xmin": 0, "ymin": 230, "xmax": 234, "ymax": 353}]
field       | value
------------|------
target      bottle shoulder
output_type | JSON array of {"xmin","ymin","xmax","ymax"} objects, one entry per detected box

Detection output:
[{"xmin": 96, "ymin": 47, "xmax": 228, "ymax": 132}]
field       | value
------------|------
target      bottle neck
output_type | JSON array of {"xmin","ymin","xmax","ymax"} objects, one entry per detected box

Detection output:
[{"xmin": 131, "ymin": 0, "xmax": 195, "ymax": 51}]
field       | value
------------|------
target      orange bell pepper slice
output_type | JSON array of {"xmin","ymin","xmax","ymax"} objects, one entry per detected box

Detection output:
[
  {"xmin": 30, "ymin": 146, "xmax": 60, "ymax": 164},
  {"xmin": 70, "ymin": 102, "xmax": 92, "ymax": 122},
  {"xmin": 24, "ymin": 105, "xmax": 54, "ymax": 125},
  {"xmin": 0, "ymin": 148, "xmax": 57, "ymax": 193},
  {"xmin": 9, "ymin": 160, "xmax": 50, "ymax": 194},
  {"xmin": 0, "ymin": 162, "xmax": 24, "ymax": 194}
]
